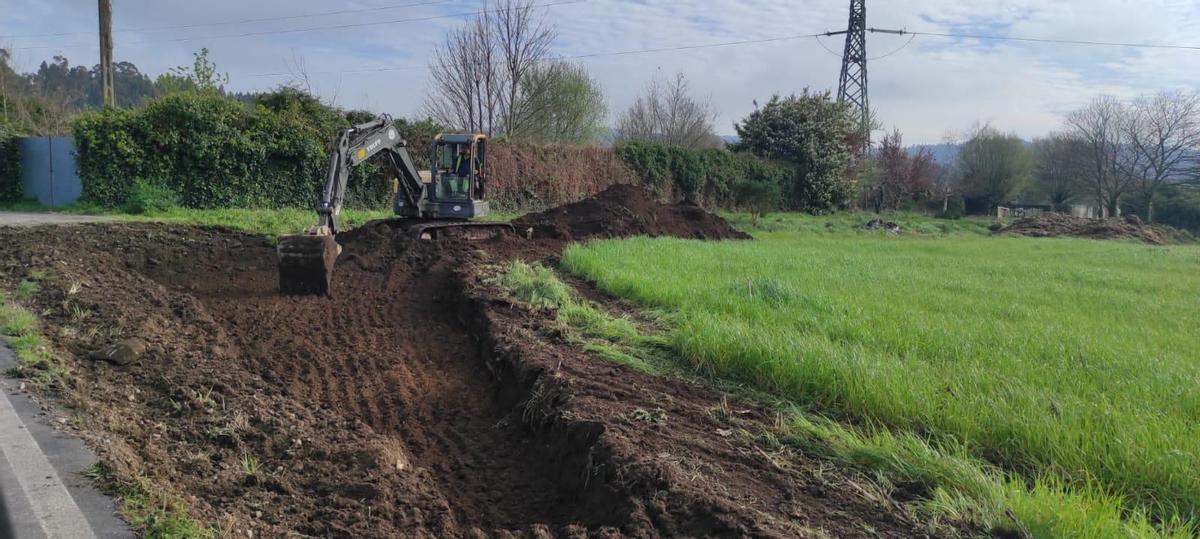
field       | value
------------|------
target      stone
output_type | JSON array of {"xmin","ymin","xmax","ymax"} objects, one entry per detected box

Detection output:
[{"xmin": 88, "ymin": 338, "xmax": 147, "ymax": 366}]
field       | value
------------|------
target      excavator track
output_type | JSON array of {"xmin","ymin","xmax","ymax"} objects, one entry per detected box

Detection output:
[
  {"xmin": 278, "ymin": 234, "xmax": 341, "ymax": 295},
  {"xmin": 408, "ymin": 221, "xmax": 517, "ymax": 241}
]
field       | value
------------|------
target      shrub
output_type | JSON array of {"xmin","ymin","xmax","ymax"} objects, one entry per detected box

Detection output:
[
  {"xmin": 733, "ymin": 91, "xmax": 857, "ymax": 212},
  {"xmin": 1148, "ymin": 185, "xmax": 1200, "ymax": 234},
  {"xmin": 123, "ymin": 181, "xmax": 180, "ymax": 214},
  {"xmin": 72, "ymin": 91, "xmax": 423, "ymax": 211},
  {"xmin": 0, "ymin": 125, "xmax": 24, "ymax": 202},
  {"xmin": 615, "ymin": 141, "xmax": 790, "ymax": 208},
  {"xmin": 733, "ymin": 180, "xmax": 783, "ymax": 226}
]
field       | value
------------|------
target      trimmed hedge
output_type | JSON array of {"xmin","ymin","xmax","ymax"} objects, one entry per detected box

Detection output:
[
  {"xmin": 0, "ymin": 126, "xmax": 21, "ymax": 202},
  {"xmin": 614, "ymin": 141, "xmax": 790, "ymax": 208},
  {"xmin": 72, "ymin": 91, "xmax": 407, "ymax": 210}
]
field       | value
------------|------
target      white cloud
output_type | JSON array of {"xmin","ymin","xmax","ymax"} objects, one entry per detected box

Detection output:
[{"xmin": 2, "ymin": 0, "xmax": 1199, "ymax": 144}]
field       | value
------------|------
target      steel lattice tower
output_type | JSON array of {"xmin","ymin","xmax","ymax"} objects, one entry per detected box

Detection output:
[{"xmin": 837, "ymin": 0, "xmax": 869, "ymax": 151}]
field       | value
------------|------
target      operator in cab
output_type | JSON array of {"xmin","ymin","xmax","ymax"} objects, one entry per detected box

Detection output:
[
  {"xmin": 448, "ymin": 145, "xmax": 476, "ymax": 197},
  {"xmin": 455, "ymin": 145, "xmax": 474, "ymax": 178}
]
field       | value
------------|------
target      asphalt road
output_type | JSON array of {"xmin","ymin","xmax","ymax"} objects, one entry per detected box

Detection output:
[{"xmin": 0, "ymin": 346, "xmax": 131, "ymax": 538}]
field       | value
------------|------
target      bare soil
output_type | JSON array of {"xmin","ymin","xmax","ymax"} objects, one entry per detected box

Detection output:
[
  {"xmin": 0, "ymin": 193, "xmax": 949, "ymax": 537},
  {"xmin": 514, "ymin": 184, "xmax": 751, "ymax": 241},
  {"xmin": 994, "ymin": 213, "xmax": 1169, "ymax": 245}
]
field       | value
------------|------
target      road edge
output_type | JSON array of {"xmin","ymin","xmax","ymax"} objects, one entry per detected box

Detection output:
[{"xmin": 0, "ymin": 345, "xmax": 132, "ymax": 538}]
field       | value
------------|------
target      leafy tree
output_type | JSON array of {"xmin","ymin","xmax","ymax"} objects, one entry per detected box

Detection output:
[
  {"xmin": 1146, "ymin": 184, "xmax": 1200, "ymax": 234},
  {"xmin": 160, "ymin": 48, "xmax": 228, "ymax": 94},
  {"xmin": 955, "ymin": 125, "xmax": 1032, "ymax": 212},
  {"xmin": 518, "ymin": 62, "xmax": 606, "ymax": 145},
  {"xmin": 0, "ymin": 123, "xmax": 21, "ymax": 201},
  {"xmin": 733, "ymin": 91, "xmax": 856, "ymax": 212}
]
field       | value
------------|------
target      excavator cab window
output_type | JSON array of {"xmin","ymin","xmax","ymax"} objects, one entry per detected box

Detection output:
[{"xmin": 435, "ymin": 141, "xmax": 477, "ymax": 201}]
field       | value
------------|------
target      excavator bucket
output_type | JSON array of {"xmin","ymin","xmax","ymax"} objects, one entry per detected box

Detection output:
[{"xmin": 278, "ymin": 234, "xmax": 341, "ymax": 295}]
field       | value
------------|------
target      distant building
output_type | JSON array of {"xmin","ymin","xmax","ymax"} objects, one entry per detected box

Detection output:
[{"xmin": 1069, "ymin": 204, "xmax": 1101, "ymax": 219}]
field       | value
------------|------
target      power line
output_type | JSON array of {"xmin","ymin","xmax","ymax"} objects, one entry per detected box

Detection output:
[
  {"xmin": 813, "ymin": 32, "xmax": 916, "ymax": 61},
  {"xmin": 565, "ymin": 31, "xmax": 825, "ymax": 59},
  {"xmin": 11, "ymin": 0, "xmax": 587, "ymax": 52},
  {"xmin": 250, "ymin": 30, "xmax": 831, "ymax": 78},
  {"xmin": 873, "ymin": 28, "xmax": 1200, "ymax": 52},
  {"xmin": 0, "ymin": 0, "xmax": 450, "ymax": 40},
  {"xmin": 246, "ymin": 26, "xmax": 1200, "ymax": 78}
]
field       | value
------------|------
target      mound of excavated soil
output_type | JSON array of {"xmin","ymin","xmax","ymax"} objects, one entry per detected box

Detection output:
[
  {"xmin": 995, "ymin": 213, "xmax": 1167, "ymax": 245},
  {"xmin": 0, "ymin": 219, "xmax": 942, "ymax": 537},
  {"xmin": 513, "ymin": 184, "xmax": 751, "ymax": 241}
]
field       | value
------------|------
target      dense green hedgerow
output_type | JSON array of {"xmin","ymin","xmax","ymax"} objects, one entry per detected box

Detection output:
[
  {"xmin": 0, "ymin": 124, "xmax": 22, "ymax": 202},
  {"xmin": 71, "ymin": 90, "xmax": 427, "ymax": 210},
  {"xmin": 614, "ymin": 141, "xmax": 790, "ymax": 208}
]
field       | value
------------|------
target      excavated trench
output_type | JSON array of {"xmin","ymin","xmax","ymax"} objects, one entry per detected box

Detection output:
[{"xmin": 135, "ymin": 222, "xmax": 624, "ymax": 533}]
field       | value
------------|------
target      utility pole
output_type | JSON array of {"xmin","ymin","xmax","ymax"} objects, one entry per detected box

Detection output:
[
  {"xmin": 98, "ymin": 0, "xmax": 115, "ymax": 107},
  {"xmin": 836, "ymin": 0, "xmax": 868, "ymax": 152},
  {"xmin": 825, "ymin": 1, "xmax": 905, "ymax": 155}
]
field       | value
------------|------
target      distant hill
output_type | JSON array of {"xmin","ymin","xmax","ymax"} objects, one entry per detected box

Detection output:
[{"xmin": 908, "ymin": 143, "xmax": 960, "ymax": 166}]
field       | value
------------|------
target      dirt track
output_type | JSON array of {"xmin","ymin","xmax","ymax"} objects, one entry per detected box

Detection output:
[{"xmin": 0, "ymin": 186, "xmax": 949, "ymax": 537}]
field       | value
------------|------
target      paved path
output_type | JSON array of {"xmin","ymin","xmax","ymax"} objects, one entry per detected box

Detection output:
[
  {"xmin": 0, "ymin": 346, "xmax": 132, "ymax": 538},
  {"xmin": 0, "ymin": 213, "xmax": 111, "ymax": 227}
]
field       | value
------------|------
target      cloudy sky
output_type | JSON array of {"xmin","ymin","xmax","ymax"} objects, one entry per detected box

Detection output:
[{"xmin": 3, "ymin": 0, "xmax": 1199, "ymax": 144}]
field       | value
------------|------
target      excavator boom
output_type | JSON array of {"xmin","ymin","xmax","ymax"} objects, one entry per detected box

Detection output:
[{"xmin": 278, "ymin": 116, "xmax": 420, "ymax": 295}]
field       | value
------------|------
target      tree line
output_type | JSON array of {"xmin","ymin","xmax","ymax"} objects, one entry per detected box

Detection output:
[{"xmin": 862, "ymin": 91, "xmax": 1200, "ymax": 227}]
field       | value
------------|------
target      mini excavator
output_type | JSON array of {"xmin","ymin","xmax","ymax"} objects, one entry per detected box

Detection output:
[{"xmin": 277, "ymin": 115, "xmax": 512, "ymax": 295}]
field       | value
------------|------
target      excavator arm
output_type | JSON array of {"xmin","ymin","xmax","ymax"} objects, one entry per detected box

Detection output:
[
  {"xmin": 314, "ymin": 115, "xmax": 424, "ymax": 235},
  {"xmin": 278, "ymin": 115, "xmax": 424, "ymax": 295}
]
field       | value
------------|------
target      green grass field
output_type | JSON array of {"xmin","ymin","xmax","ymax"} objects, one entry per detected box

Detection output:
[{"xmin": 561, "ymin": 218, "xmax": 1200, "ymax": 536}]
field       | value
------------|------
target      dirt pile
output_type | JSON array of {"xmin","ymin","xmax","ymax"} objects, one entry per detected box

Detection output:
[
  {"xmin": 513, "ymin": 183, "xmax": 751, "ymax": 241},
  {"xmin": 995, "ymin": 213, "xmax": 1168, "ymax": 245}
]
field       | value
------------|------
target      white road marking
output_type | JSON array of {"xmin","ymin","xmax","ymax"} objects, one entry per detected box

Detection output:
[{"xmin": 0, "ymin": 387, "xmax": 98, "ymax": 539}]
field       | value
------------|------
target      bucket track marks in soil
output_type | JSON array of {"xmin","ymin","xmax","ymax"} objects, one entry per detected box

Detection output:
[{"xmin": 142, "ymin": 226, "xmax": 602, "ymax": 532}]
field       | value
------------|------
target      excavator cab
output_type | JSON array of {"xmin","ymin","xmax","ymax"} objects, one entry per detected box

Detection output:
[{"xmin": 403, "ymin": 134, "xmax": 490, "ymax": 220}]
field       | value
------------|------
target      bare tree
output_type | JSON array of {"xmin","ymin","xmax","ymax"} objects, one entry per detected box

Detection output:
[
  {"xmin": 1031, "ymin": 132, "xmax": 1089, "ymax": 211},
  {"xmin": 425, "ymin": 17, "xmax": 495, "ymax": 134},
  {"xmin": 1123, "ymin": 91, "xmax": 1200, "ymax": 222},
  {"xmin": 1065, "ymin": 96, "xmax": 1137, "ymax": 218},
  {"xmin": 616, "ymin": 72, "xmax": 720, "ymax": 149},
  {"xmin": 493, "ymin": 0, "xmax": 555, "ymax": 139},
  {"xmin": 423, "ymin": 0, "xmax": 554, "ymax": 139}
]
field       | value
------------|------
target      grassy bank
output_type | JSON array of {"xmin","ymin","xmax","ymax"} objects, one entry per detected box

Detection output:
[
  {"xmin": 722, "ymin": 211, "xmax": 996, "ymax": 236},
  {"xmin": 561, "ymin": 231, "xmax": 1200, "ymax": 536}
]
